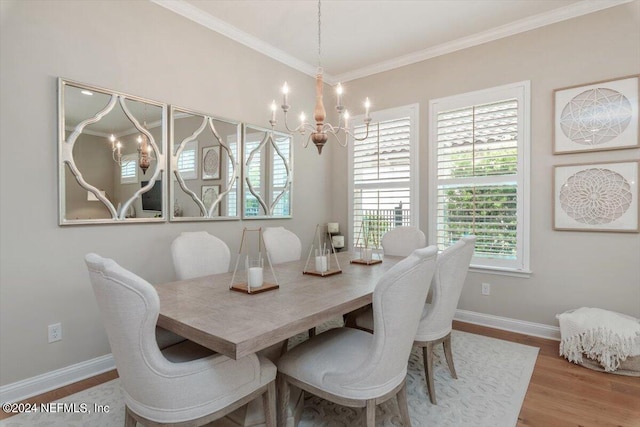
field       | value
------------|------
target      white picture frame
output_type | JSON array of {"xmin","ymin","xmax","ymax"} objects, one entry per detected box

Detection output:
[
  {"xmin": 553, "ymin": 75, "xmax": 639, "ymax": 154},
  {"xmin": 202, "ymin": 145, "xmax": 221, "ymax": 179},
  {"xmin": 554, "ymin": 161, "xmax": 639, "ymax": 232}
]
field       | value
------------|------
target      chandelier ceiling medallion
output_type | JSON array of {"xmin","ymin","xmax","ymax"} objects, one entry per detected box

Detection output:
[{"xmin": 269, "ymin": 0, "xmax": 371, "ymax": 154}]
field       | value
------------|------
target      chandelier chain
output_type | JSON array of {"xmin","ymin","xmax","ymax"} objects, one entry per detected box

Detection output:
[{"xmin": 317, "ymin": 0, "xmax": 321, "ymax": 69}]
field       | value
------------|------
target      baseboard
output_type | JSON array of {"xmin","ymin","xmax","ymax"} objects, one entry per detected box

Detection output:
[
  {"xmin": 455, "ymin": 309, "xmax": 561, "ymax": 341},
  {"xmin": 0, "ymin": 354, "xmax": 115, "ymax": 404}
]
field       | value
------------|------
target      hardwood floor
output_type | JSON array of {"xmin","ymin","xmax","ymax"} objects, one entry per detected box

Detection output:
[
  {"xmin": 2, "ymin": 322, "xmax": 639, "ymax": 426},
  {"xmin": 453, "ymin": 321, "xmax": 640, "ymax": 427}
]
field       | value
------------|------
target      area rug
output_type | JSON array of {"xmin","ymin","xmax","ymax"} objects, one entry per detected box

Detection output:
[{"xmin": 0, "ymin": 330, "xmax": 538, "ymax": 427}]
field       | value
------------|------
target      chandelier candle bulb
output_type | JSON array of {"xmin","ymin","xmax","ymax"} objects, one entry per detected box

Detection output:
[
  {"xmin": 336, "ymin": 83, "xmax": 343, "ymax": 107},
  {"xmin": 282, "ymin": 82, "xmax": 289, "ymax": 107}
]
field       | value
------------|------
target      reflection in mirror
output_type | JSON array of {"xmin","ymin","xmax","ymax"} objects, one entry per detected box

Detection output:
[
  {"xmin": 169, "ymin": 106, "xmax": 240, "ymax": 221},
  {"xmin": 58, "ymin": 79, "xmax": 166, "ymax": 224},
  {"xmin": 242, "ymin": 125, "xmax": 292, "ymax": 219}
]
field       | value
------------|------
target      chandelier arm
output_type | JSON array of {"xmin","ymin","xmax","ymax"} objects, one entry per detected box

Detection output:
[
  {"xmin": 351, "ymin": 124, "xmax": 372, "ymax": 142},
  {"xmin": 327, "ymin": 130, "xmax": 349, "ymax": 148},
  {"xmin": 302, "ymin": 133, "xmax": 312, "ymax": 148},
  {"xmin": 282, "ymin": 111, "xmax": 312, "ymax": 134}
]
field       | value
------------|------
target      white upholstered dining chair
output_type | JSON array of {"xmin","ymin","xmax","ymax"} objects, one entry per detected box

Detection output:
[
  {"xmin": 85, "ymin": 253, "xmax": 277, "ymax": 427},
  {"xmin": 415, "ymin": 236, "xmax": 476, "ymax": 404},
  {"xmin": 262, "ymin": 227, "xmax": 302, "ymax": 265},
  {"xmin": 345, "ymin": 226, "xmax": 426, "ymax": 329},
  {"xmin": 171, "ymin": 231, "xmax": 231, "ymax": 280},
  {"xmin": 158, "ymin": 231, "xmax": 232, "ymax": 349},
  {"xmin": 381, "ymin": 226, "xmax": 426, "ymax": 256},
  {"xmin": 276, "ymin": 246, "xmax": 438, "ymax": 427}
]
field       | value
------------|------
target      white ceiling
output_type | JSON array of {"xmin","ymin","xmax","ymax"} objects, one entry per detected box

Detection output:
[{"xmin": 154, "ymin": 0, "xmax": 630, "ymax": 83}]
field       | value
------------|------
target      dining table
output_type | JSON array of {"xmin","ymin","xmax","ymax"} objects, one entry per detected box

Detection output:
[{"xmin": 155, "ymin": 251, "xmax": 401, "ymax": 360}]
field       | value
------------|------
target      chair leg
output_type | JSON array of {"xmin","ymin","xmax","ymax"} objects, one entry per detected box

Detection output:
[
  {"xmin": 396, "ymin": 380, "xmax": 412, "ymax": 426},
  {"xmin": 443, "ymin": 333, "xmax": 457, "ymax": 379},
  {"xmin": 365, "ymin": 399, "xmax": 376, "ymax": 427},
  {"xmin": 280, "ymin": 339, "xmax": 289, "ymax": 356},
  {"xmin": 277, "ymin": 374, "xmax": 290, "ymax": 427},
  {"xmin": 124, "ymin": 406, "xmax": 136, "ymax": 427},
  {"xmin": 422, "ymin": 344, "xmax": 437, "ymax": 405},
  {"xmin": 262, "ymin": 380, "xmax": 277, "ymax": 427}
]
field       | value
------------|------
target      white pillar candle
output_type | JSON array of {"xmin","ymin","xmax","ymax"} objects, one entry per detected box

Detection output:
[
  {"xmin": 327, "ymin": 222, "xmax": 339, "ymax": 234},
  {"xmin": 248, "ymin": 267, "xmax": 263, "ymax": 289},
  {"xmin": 315, "ymin": 256, "xmax": 328, "ymax": 273}
]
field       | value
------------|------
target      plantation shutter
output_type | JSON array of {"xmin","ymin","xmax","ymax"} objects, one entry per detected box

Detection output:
[
  {"xmin": 177, "ymin": 141, "xmax": 197, "ymax": 180},
  {"xmin": 435, "ymin": 99, "xmax": 521, "ymax": 264},
  {"xmin": 120, "ymin": 154, "xmax": 137, "ymax": 184},
  {"xmin": 352, "ymin": 115, "xmax": 413, "ymax": 248}
]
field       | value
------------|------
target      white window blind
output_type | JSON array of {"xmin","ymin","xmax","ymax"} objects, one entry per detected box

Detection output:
[
  {"xmin": 120, "ymin": 154, "xmax": 137, "ymax": 184},
  {"xmin": 429, "ymin": 82, "xmax": 530, "ymax": 273},
  {"xmin": 177, "ymin": 140, "xmax": 197, "ymax": 180},
  {"xmin": 349, "ymin": 105, "xmax": 418, "ymax": 249}
]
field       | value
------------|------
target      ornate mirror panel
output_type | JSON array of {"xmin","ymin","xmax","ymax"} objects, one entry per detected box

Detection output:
[
  {"xmin": 169, "ymin": 106, "xmax": 240, "ymax": 221},
  {"xmin": 242, "ymin": 125, "xmax": 293, "ymax": 219},
  {"xmin": 58, "ymin": 79, "xmax": 167, "ymax": 225}
]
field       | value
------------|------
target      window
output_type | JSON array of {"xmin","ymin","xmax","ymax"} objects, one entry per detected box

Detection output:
[
  {"xmin": 429, "ymin": 81, "xmax": 530, "ymax": 274},
  {"xmin": 177, "ymin": 140, "xmax": 198, "ymax": 180},
  {"xmin": 348, "ymin": 104, "xmax": 419, "ymax": 249},
  {"xmin": 271, "ymin": 134, "xmax": 291, "ymax": 217},
  {"xmin": 120, "ymin": 153, "xmax": 137, "ymax": 184}
]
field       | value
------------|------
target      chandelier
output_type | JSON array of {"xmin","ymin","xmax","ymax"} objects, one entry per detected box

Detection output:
[
  {"xmin": 269, "ymin": 0, "xmax": 371, "ymax": 154},
  {"xmin": 136, "ymin": 129, "xmax": 152, "ymax": 175},
  {"xmin": 109, "ymin": 134, "xmax": 122, "ymax": 165},
  {"xmin": 108, "ymin": 122, "xmax": 153, "ymax": 175}
]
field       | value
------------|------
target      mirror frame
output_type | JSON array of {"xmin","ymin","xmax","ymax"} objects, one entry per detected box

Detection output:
[
  {"xmin": 169, "ymin": 105, "xmax": 241, "ymax": 222},
  {"xmin": 58, "ymin": 78, "xmax": 167, "ymax": 225},
  {"xmin": 241, "ymin": 124, "xmax": 293, "ymax": 220}
]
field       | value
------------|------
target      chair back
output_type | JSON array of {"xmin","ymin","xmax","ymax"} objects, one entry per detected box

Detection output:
[
  {"xmin": 381, "ymin": 226, "xmax": 426, "ymax": 256},
  {"xmin": 85, "ymin": 253, "xmax": 171, "ymax": 405},
  {"xmin": 333, "ymin": 246, "xmax": 437, "ymax": 390},
  {"xmin": 171, "ymin": 231, "xmax": 230, "ymax": 280},
  {"xmin": 416, "ymin": 236, "xmax": 476, "ymax": 341},
  {"xmin": 262, "ymin": 227, "xmax": 302, "ymax": 264}
]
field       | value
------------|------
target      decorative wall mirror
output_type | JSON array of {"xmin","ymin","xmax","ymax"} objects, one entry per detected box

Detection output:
[
  {"xmin": 242, "ymin": 125, "xmax": 293, "ymax": 219},
  {"xmin": 169, "ymin": 106, "xmax": 241, "ymax": 221},
  {"xmin": 58, "ymin": 79, "xmax": 167, "ymax": 225}
]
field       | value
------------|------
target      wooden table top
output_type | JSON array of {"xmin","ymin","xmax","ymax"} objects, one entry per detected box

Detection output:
[{"xmin": 155, "ymin": 252, "xmax": 400, "ymax": 359}]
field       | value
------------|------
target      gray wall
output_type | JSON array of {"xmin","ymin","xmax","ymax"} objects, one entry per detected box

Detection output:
[
  {"xmin": 332, "ymin": 2, "xmax": 640, "ymax": 325},
  {"xmin": 0, "ymin": 0, "xmax": 333, "ymax": 385}
]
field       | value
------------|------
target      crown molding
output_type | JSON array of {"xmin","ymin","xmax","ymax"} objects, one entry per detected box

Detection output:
[
  {"xmin": 150, "ymin": 0, "xmax": 326, "ymax": 81},
  {"xmin": 334, "ymin": 0, "xmax": 634, "ymax": 82},
  {"xmin": 151, "ymin": 0, "xmax": 633, "ymax": 84}
]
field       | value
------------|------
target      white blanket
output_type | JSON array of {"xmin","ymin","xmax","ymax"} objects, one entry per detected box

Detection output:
[{"xmin": 557, "ymin": 307, "xmax": 640, "ymax": 372}]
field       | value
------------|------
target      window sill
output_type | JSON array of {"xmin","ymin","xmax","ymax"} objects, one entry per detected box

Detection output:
[{"xmin": 468, "ymin": 266, "xmax": 532, "ymax": 279}]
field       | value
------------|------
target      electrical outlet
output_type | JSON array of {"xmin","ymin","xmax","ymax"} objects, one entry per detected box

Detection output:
[
  {"xmin": 481, "ymin": 282, "xmax": 491, "ymax": 296},
  {"xmin": 48, "ymin": 323, "xmax": 62, "ymax": 343}
]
